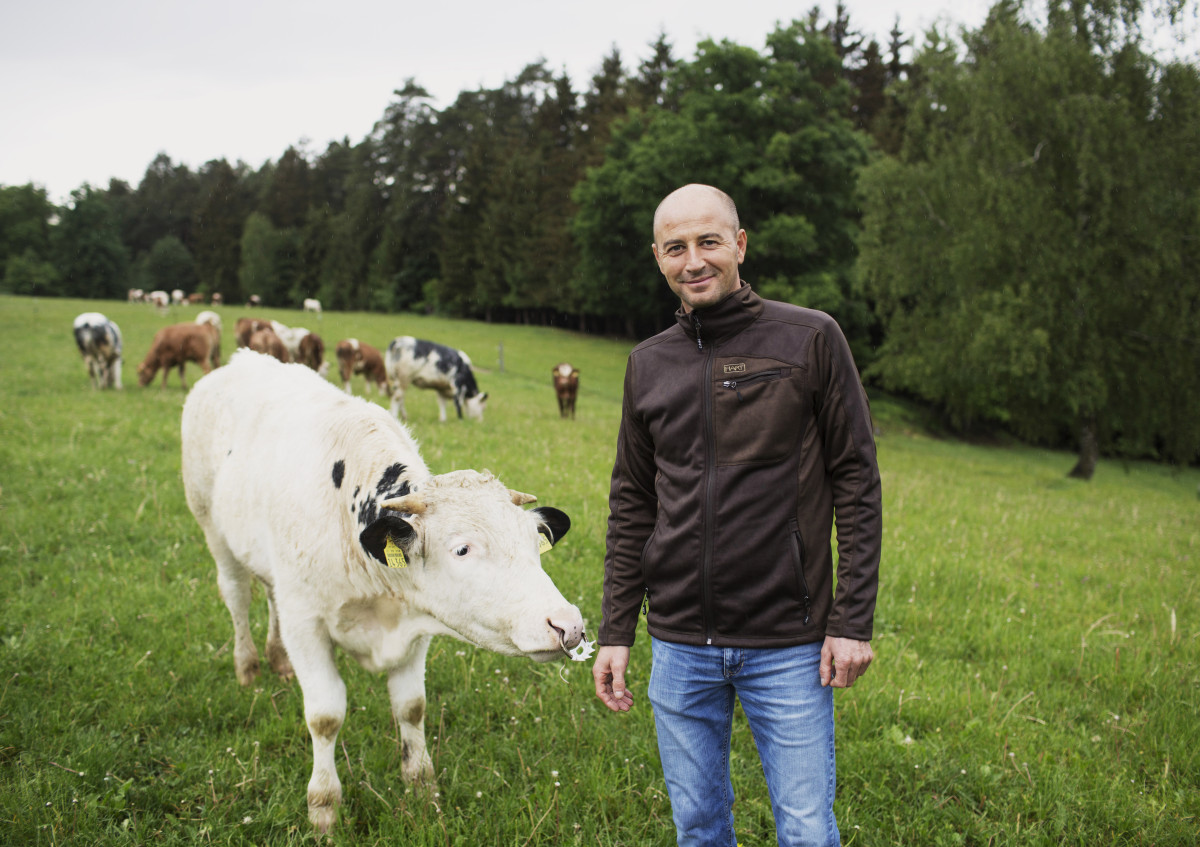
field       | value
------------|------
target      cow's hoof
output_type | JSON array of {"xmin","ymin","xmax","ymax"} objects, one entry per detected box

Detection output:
[{"xmin": 235, "ymin": 658, "xmax": 261, "ymax": 686}]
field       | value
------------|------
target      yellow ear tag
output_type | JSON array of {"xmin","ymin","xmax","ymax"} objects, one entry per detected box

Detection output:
[
  {"xmin": 537, "ymin": 533, "xmax": 553, "ymax": 555},
  {"xmin": 384, "ymin": 535, "xmax": 407, "ymax": 569}
]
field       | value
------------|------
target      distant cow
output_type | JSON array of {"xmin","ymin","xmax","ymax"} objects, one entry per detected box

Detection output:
[
  {"xmin": 248, "ymin": 327, "xmax": 289, "ymax": 362},
  {"xmin": 181, "ymin": 350, "xmax": 582, "ymax": 834},
  {"xmin": 186, "ymin": 292, "xmax": 205, "ymax": 305},
  {"xmin": 211, "ymin": 293, "xmax": 224, "ymax": 306},
  {"xmin": 73, "ymin": 312, "xmax": 123, "ymax": 389},
  {"xmin": 303, "ymin": 298, "xmax": 322, "ymax": 314},
  {"xmin": 127, "ymin": 288, "xmax": 145, "ymax": 304},
  {"xmin": 171, "ymin": 289, "xmax": 186, "ymax": 306},
  {"xmin": 385, "ymin": 336, "xmax": 487, "ymax": 423},
  {"xmin": 247, "ymin": 294, "xmax": 262, "ymax": 308},
  {"xmin": 270, "ymin": 320, "xmax": 326, "ymax": 374},
  {"xmin": 552, "ymin": 363, "xmax": 580, "ymax": 419},
  {"xmin": 148, "ymin": 290, "xmax": 170, "ymax": 310},
  {"xmin": 235, "ymin": 317, "xmax": 272, "ymax": 348},
  {"xmin": 137, "ymin": 322, "xmax": 220, "ymax": 389},
  {"xmin": 335, "ymin": 339, "xmax": 388, "ymax": 395}
]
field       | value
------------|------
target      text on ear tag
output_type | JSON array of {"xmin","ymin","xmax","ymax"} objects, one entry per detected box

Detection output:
[
  {"xmin": 384, "ymin": 535, "xmax": 408, "ymax": 568},
  {"xmin": 537, "ymin": 533, "xmax": 553, "ymax": 555}
]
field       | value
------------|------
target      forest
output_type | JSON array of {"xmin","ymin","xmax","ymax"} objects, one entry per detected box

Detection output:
[{"xmin": 2, "ymin": 0, "xmax": 1198, "ymax": 472}]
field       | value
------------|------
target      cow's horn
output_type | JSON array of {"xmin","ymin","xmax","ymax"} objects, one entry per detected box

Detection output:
[
  {"xmin": 509, "ymin": 490, "xmax": 538, "ymax": 506},
  {"xmin": 381, "ymin": 494, "xmax": 426, "ymax": 515}
]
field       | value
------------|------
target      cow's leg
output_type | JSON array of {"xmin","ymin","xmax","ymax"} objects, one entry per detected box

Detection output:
[
  {"xmin": 206, "ymin": 531, "xmax": 260, "ymax": 685},
  {"xmin": 389, "ymin": 385, "xmax": 407, "ymax": 421},
  {"xmin": 280, "ymin": 620, "xmax": 347, "ymax": 834},
  {"xmin": 178, "ymin": 363, "xmax": 189, "ymax": 391},
  {"xmin": 386, "ymin": 634, "xmax": 435, "ymax": 783},
  {"xmin": 264, "ymin": 586, "xmax": 294, "ymax": 679},
  {"xmin": 434, "ymin": 394, "xmax": 449, "ymax": 423}
]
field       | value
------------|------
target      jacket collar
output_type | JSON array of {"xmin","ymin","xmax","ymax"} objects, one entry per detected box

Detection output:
[{"xmin": 675, "ymin": 283, "xmax": 763, "ymax": 348}]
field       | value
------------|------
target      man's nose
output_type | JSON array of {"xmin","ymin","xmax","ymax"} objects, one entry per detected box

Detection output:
[{"xmin": 684, "ymin": 245, "xmax": 705, "ymax": 271}]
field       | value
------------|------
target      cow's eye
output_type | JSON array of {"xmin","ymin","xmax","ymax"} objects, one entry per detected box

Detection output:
[{"xmin": 453, "ymin": 544, "xmax": 470, "ymax": 557}]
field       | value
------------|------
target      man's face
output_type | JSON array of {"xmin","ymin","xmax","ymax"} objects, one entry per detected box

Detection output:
[{"xmin": 652, "ymin": 190, "xmax": 746, "ymax": 313}]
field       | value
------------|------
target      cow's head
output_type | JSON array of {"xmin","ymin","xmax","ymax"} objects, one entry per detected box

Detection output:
[
  {"xmin": 358, "ymin": 470, "xmax": 580, "ymax": 660},
  {"xmin": 454, "ymin": 391, "xmax": 488, "ymax": 421}
]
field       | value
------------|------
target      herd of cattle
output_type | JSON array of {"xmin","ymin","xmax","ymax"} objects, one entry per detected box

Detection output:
[
  {"xmin": 70, "ymin": 303, "xmax": 588, "ymax": 833},
  {"xmin": 71, "ymin": 309, "xmax": 582, "ymax": 421}
]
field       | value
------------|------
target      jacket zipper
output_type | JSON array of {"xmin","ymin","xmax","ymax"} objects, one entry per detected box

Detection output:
[
  {"xmin": 700, "ymin": 326, "xmax": 716, "ymax": 644},
  {"xmin": 691, "ymin": 314, "xmax": 704, "ymax": 351},
  {"xmin": 789, "ymin": 525, "xmax": 813, "ymax": 626},
  {"xmin": 722, "ymin": 368, "xmax": 783, "ymax": 402}
]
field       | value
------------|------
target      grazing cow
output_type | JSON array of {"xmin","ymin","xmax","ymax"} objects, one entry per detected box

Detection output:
[
  {"xmin": 171, "ymin": 289, "xmax": 186, "ymax": 306},
  {"xmin": 270, "ymin": 320, "xmax": 326, "ymax": 374},
  {"xmin": 186, "ymin": 292, "xmax": 205, "ymax": 305},
  {"xmin": 137, "ymin": 322, "xmax": 220, "ymax": 389},
  {"xmin": 303, "ymin": 298, "xmax": 322, "ymax": 314},
  {"xmin": 552, "ymin": 362, "xmax": 580, "ymax": 419},
  {"xmin": 127, "ymin": 288, "xmax": 145, "ymax": 304},
  {"xmin": 73, "ymin": 312, "xmax": 123, "ymax": 389},
  {"xmin": 248, "ymin": 327, "xmax": 289, "ymax": 362},
  {"xmin": 211, "ymin": 293, "xmax": 224, "ymax": 306},
  {"xmin": 194, "ymin": 310, "xmax": 223, "ymax": 333},
  {"xmin": 247, "ymin": 294, "xmax": 262, "ymax": 307},
  {"xmin": 335, "ymin": 339, "xmax": 388, "ymax": 395},
  {"xmin": 235, "ymin": 317, "xmax": 272, "ymax": 348},
  {"xmin": 385, "ymin": 336, "xmax": 487, "ymax": 423},
  {"xmin": 180, "ymin": 350, "xmax": 583, "ymax": 834},
  {"xmin": 148, "ymin": 290, "xmax": 170, "ymax": 310}
]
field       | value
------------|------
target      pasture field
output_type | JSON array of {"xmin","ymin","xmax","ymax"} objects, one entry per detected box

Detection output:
[{"xmin": 0, "ymin": 294, "xmax": 1197, "ymax": 846}]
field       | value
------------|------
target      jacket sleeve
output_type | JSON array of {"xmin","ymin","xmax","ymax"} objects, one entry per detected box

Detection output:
[
  {"xmin": 598, "ymin": 356, "xmax": 658, "ymax": 646},
  {"xmin": 815, "ymin": 321, "xmax": 882, "ymax": 641}
]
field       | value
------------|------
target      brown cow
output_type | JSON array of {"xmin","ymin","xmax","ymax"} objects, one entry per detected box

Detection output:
[
  {"xmin": 296, "ymin": 332, "xmax": 326, "ymax": 373},
  {"xmin": 235, "ymin": 317, "xmax": 272, "ymax": 348},
  {"xmin": 552, "ymin": 362, "xmax": 580, "ymax": 419},
  {"xmin": 335, "ymin": 338, "xmax": 388, "ymax": 395},
  {"xmin": 249, "ymin": 327, "xmax": 289, "ymax": 362},
  {"xmin": 137, "ymin": 323, "xmax": 220, "ymax": 389}
]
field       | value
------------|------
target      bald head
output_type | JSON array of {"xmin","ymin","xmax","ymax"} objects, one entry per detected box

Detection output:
[{"xmin": 653, "ymin": 184, "xmax": 740, "ymax": 244}]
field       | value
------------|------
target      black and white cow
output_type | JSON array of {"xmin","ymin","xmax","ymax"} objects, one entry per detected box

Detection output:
[
  {"xmin": 385, "ymin": 336, "xmax": 488, "ymax": 422},
  {"xmin": 181, "ymin": 349, "xmax": 582, "ymax": 834},
  {"xmin": 72, "ymin": 312, "xmax": 123, "ymax": 389}
]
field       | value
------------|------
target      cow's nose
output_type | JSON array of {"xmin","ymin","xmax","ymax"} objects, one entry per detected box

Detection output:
[{"xmin": 548, "ymin": 613, "xmax": 583, "ymax": 649}]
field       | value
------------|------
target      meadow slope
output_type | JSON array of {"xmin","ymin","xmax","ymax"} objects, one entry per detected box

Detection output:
[{"xmin": 1, "ymin": 296, "xmax": 1196, "ymax": 845}]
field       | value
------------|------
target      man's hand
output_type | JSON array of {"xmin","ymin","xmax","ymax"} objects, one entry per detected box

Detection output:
[
  {"xmin": 820, "ymin": 636, "xmax": 873, "ymax": 688},
  {"xmin": 592, "ymin": 645, "xmax": 635, "ymax": 712}
]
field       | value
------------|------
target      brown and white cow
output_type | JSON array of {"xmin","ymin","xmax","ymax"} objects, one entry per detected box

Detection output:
[
  {"xmin": 137, "ymin": 322, "xmax": 220, "ymax": 389},
  {"xmin": 181, "ymin": 350, "xmax": 584, "ymax": 834},
  {"xmin": 73, "ymin": 312, "xmax": 123, "ymax": 389},
  {"xmin": 335, "ymin": 338, "xmax": 388, "ymax": 395},
  {"xmin": 552, "ymin": 362, "xmax": 580, "ymax": 419},
  {"xmin": 270, "ymin": 320, "xmax": 327, "ymax": 374},
  {"xmin": 385, "ymin": 336, "xmax": 487, "ymax": 422}
]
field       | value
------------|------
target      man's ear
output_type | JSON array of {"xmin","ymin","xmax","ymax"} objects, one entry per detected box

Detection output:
[
  {"xmin": 530, "ymin": 507, "xmax": 571, "ymax": 548},
  {"xmin": 360, "ymin": 514, "xmax": 418, "ymax": 566}
]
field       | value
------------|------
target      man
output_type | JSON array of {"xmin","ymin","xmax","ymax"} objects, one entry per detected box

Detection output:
[{"xmin": 592, "ymin": 184, "xmax": 882, "ymax": 846}]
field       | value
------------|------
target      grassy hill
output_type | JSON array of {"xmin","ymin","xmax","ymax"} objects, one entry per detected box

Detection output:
[{"xmin": 1, "ymin": 295, "xmax": 1196, "ymax": 845}]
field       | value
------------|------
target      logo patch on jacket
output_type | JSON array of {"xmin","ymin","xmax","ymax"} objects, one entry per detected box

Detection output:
[{"xmin": 723, "ymin": 363, "xmax": 747, "ymax": 374}]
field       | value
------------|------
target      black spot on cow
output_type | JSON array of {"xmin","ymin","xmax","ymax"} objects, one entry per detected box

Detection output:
[
  {"xmin": 331, "ymin": 460, "xmax": 345, "ymax": 489},
  {"xmin": 353, "ymin": 485, "xmax": 360, "ymax": 499},
  {"xmin": 376, "ymin": 463, "xmax": 408, "ymax": 495},
  {"xmin": 358, "ymin": 495, "xmax": 378, "ymax": 528}
]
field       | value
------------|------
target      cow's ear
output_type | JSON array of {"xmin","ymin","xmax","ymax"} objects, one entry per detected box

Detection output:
[
  {"xmin": 360, "ymin": 514, "xmax": 418, "ymax": 567},
  {"xmin": 478, "ymin": 392, "xmax": 489, "ymax": 403},
  {"xmin": 531, "ymin": 507, "xmax": 570, "ymax": 549}
]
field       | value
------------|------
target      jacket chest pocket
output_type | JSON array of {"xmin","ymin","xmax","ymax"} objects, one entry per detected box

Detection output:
[{"xmin": 713, "ymin": 359, "xmax": 805, "ymax": 466}]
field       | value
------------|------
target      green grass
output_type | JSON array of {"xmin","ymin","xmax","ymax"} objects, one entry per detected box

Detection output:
[{"xmin": 1, "ymin": 295, "xmax": 1197, "ymax": 845}]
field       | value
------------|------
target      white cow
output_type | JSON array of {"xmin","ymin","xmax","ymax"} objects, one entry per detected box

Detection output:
[
  {"xmin": 303, "ymin": 297, "xmax": 322, "ymax": 314},
  {"xmin": 385, "ymin": 336, "xmax": 488, "ymax": 422},
  {"xmin": 72, "ymin": 312, "xmax": 123, "ymax": 389},
  {"xmin": 181, "ymin": 350, "xmax": 582, "ymax": 834}
]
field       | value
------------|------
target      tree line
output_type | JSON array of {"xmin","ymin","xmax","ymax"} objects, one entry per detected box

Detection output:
[{"xmin": 2, "ymin": 0, "xmax": 1197, "ymax": 473}]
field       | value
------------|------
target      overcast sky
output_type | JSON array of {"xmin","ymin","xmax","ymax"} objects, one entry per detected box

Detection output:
[{"xmin": 2, "ymin": 0, "xmax": 1192, "ymax": 203}]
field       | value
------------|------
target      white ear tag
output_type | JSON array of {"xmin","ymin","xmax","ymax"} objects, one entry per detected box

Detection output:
[
  {"xmin": 384, "ymin": 535, "xmax": 407, "ymax": 568},
  {"xmin": 537, "ymin": 533, "xmax": 553, "ymax": 555}
]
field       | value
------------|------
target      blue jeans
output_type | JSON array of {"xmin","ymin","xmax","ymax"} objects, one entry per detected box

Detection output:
[{"xmin": 648, "ymin": 638, "xmax": 838, "ymax": 847}]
